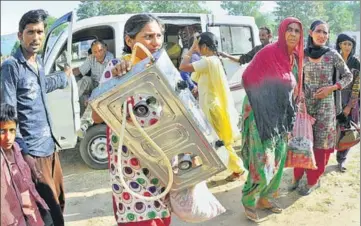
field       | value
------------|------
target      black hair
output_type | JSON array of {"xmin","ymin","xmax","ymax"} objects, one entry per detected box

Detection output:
[
  {"xmin": 307, "ymin": 20, "xmax": 329, "ymax": 47},
  {"xmin": 259, "ymin": 26, "xmax": 272, "ymax": 35},
  {"xmin": 123, "ymin": 14, "xmax": 164, "ymax": 53},
  {"xmin": 19, "ymin": 9, "xmax": 49, "ymax": 33},
  {"xmin": 198, "ymin": 32, "xmax": 218, "ymax": 52},
  {"xmin": 0, "ymin": 104, "xmax": 18, "ymax": 124}
]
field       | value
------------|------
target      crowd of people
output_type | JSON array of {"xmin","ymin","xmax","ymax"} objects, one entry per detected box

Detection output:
[{"xmin": 0, "ymin": 8, "xmax": 359, "ymax": 226}]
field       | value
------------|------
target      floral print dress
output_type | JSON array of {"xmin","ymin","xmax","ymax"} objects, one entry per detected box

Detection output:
[
  {"xmin": 303, "ymin": 49, "xmax": 353, "ymax": 150},
  {"xmin": 99, "ymin": 57, "xmax": 171, "ymax": 224}
]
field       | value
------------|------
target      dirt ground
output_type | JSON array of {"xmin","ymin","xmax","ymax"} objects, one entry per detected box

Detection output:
[{"xmin": 62, "ymin": 144, "xmax": 360, "ymax": 226}]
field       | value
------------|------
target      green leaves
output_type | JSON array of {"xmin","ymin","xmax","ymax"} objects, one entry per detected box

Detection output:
[{"xmin": 75, "ymin": 0, "xmax": 210, "ymax": 20}]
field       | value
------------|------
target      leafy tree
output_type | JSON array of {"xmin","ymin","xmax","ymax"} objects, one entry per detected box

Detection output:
[
  {"xmin": 11, "ymin": 40, "xmax": 20, "ymax": 56},
  {"xmin": 323, "ymin": 1, "xmax": 354, "ymax": 42},
  {"xmin": 220, "ymin": 1, "xmax": 276, "ymax": 35},
  {"xmin": 144, "ymin": 1, "xmax": 209, "ymax": 13},
  {"xmin": 220, "ymin": 1, "xmax": 261, "ymax": 16},
  {"xmin": 274, "ymin": 1, "xmax": 326, "ymax": 36},
  {"xmin": 76, "ymin": 0, "xmax": 209, "ymax": 20},
  {"xmin": 45, "ymin": 16, "xmax": 57, "ymax": 34},
  {"xmin": 349, "ymin": 1, "xmax": 360, "ymax": 31}
]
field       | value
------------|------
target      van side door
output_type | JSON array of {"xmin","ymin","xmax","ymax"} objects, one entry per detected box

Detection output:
[{"xmin": 42, "ymin": 11, "xmax": 80, "ymax": 150}]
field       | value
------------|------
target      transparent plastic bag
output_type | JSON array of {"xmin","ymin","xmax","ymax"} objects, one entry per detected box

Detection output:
[
  {"xmin": 286, "ymin": 95, "xmax": 317, "ymax": 170},
  {"xmin": 170, "ymin": 181, "xmax": 226, "ymax": 223}
]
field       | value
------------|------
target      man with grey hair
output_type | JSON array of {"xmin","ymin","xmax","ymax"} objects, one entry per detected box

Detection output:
[{"xmin": 72, "ymin": 39, "xmax": 114, "ymax": 137}]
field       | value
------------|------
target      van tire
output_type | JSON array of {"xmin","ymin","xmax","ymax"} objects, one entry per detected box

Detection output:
[{"xmin": 79, "ymin": 124, "xmax": 108, "ymax": 170}]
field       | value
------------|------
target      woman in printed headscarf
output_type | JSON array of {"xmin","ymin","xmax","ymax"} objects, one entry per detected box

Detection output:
[
  {"xmin": 334, "ymin": 33, "xmax": 360, "ymax": 172},
  {"xmin": 291, "ymin": 20, "xmax": 353, "ymax": 196},
  {"xmin": 240, "ymin": 17, "xmax": 304, "ymax": 222}
]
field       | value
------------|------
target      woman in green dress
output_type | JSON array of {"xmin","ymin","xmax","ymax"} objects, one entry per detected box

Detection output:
[{"xmin": 240, "ymin": 17, "xmax": 304, "ymax": 222}]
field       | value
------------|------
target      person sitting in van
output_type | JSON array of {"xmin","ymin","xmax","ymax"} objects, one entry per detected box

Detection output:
[
  {"xmin": 73, "ymin": 39, "xmax": 114, "ymax": 101},
  {"xmin": 219, "ymin": 26, "xmax": 272, "ymax": 65},
  {"xmin": 72, "ymin": 39, "xmax": 114, "ymax": 137}
]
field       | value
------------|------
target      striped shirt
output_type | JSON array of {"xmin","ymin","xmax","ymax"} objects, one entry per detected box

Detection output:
[{"xmin": 79, "ymin": 51, "xmax": 114, "ymax": 85}]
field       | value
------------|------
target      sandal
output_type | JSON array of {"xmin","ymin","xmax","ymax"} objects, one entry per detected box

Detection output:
[
  {"xmin": 225, "ymin": 171, "xmax": 245, "ymax": 182},
  {"xmin": 244, "ymin": 206, "xmax": 262, "ymax": 222},
  {"xmin": 257, "ymin": 198, "xmax": 283, "ymax": 214}
]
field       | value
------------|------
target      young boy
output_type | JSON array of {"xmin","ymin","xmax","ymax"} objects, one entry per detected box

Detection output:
[{"xmin": 1, "ymin": 104, "xmax": 53, "ymax": 226}]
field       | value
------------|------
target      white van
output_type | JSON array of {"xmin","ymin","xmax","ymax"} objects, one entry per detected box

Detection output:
[{"xmin": 43, "ymin": 12, "xmax": 260, "ymax": 169}]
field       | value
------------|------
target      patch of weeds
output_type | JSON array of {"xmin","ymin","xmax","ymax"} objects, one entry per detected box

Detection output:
[
  {"xmin": 349, "ymin": 192, "xmax": 358, "ymax": 199},
  {"xmin": 342, "ymin": 202, "xmax": 357, "ymax": 210},
  {"xmin": 306, "ymin": 202, "xmax": 329, "ymax": 213}
]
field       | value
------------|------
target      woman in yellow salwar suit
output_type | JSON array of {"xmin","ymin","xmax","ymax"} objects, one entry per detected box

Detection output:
[{"xmin": 179, "ymin": 32, "xmax": 245, "ymax": 181}]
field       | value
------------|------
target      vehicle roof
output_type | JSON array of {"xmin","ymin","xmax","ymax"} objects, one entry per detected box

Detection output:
[{"xmin": 73, "ymin": 13, "xmax": 256, "ymax": 30}]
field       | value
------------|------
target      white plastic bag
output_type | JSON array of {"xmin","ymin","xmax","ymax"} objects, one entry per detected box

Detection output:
[
  {"xmin": 216, "ymin": 146, "xmax": 229, "ymax": 167},
  {"xmin": 170, "ymin": 181, "xmax": 226, "ymax": 223}
]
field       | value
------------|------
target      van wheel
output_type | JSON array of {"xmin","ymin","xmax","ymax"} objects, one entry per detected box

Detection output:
[{"xmin": 79, "ymin": 124, "xmax": 108, "ymax": 170}]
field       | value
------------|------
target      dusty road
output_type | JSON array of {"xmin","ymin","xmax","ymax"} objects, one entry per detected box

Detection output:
[{"xmin": 62, "ymin": 144, "xmax": 360, "ymax": 226}]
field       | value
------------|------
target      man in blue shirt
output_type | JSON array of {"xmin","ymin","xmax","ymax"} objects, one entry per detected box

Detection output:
[{"xmin": 1, "ymin": 9, "xmax": 71, "ymax": 226}]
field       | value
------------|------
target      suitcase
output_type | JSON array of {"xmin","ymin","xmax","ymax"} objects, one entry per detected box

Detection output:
[{"xmin": 89, "ymin": 44, "xmax": 227, "ymax": 192}]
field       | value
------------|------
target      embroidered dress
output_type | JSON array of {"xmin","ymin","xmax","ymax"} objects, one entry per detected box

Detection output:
[{"xmin": 303, "ymin": 50, "xmax": 353, "ymax": 150}]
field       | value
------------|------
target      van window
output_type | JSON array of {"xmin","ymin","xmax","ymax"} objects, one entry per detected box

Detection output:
[
  {"xmin": 72, "ymin": 40, "xmax": 93, "ymax": 61},
  {"xmin": 219, "ymin": 26, "xmax": 253, "ymax": 55}
]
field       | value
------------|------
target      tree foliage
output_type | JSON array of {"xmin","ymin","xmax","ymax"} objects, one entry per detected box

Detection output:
[
  {"xmin": 76, "ymin": 0, "xmax": 209, "ymax": 20},
  {"xmin": 144, "ymin": 1, "xmax": 209, "ymax": 13},
  {"xmin": 11, "ymin": 40, "xmax": 20, "ymax": 56},
  {"xmin": 220, "ymin": 1, "xmax": 261, "ymax": 16},
  {"xmin": 274, "ymin": 1, "xmax": 358, "ymax": 40},
  {"xmin": 274, "ymin": 1, "xmax": 325, "ymax": 34},
  {"xmin": 220, "ymin": 1, "xmax": 277, "ymax": 35},
  {"xmin": 74, "ymin": 0, "xmax": 359, "ymax": 42}
]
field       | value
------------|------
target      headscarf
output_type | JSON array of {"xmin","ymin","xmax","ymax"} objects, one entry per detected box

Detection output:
[
  {"xmin": 243, "ymin": 17, "xmax": 304, "ymax": 91},
  {"xmin": 336, "ymin": 33, "xmax": 356, "ymax": 58},
  {"xmin": 336, "ymin": 33, "xmax": 359, "ymax": 71},
  {"xmin": 242, "ymin": 17, "xmax": 304, "ymax": 142},
  {"xmin": 304, "ymin": 20, "xmax": 330, "ymax": 59}
]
